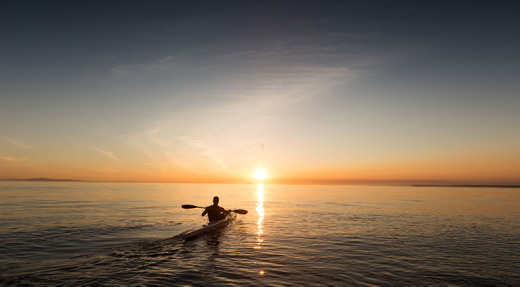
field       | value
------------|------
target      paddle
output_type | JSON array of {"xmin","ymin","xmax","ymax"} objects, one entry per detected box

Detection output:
[
  {"xmin": 181, "ymin": 204, "xmax": 204, "ymax": 209},
  {"xmin": 181, "ymin": 204, "xmax": 248, "ymax": 214}
]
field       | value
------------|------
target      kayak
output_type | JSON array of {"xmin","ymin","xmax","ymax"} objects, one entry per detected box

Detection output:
[{"xmin": 183, "ymin": 211, "xmax": 236, "ymax": 240}]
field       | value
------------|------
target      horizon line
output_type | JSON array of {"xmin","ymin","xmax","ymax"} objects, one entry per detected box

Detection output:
[{"xmin": 2, "ymin": 177, "xmax": 520, "ymax": 187}]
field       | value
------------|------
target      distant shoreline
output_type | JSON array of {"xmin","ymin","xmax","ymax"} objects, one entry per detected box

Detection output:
[
  {"xmin": 412, "ymin": 184, "xmax": 520, "ymax": 188},
  {"xmin": 0, "ymin": 178, "xmax": 83, "ymax": 182},
  {"xmin": 1, "ymin": 178, "xmax": 519, "ymax": 188}
]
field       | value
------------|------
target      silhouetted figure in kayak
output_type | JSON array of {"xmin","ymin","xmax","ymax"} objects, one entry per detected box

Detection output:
[{"xmin": 202, "ymin": 196, "xmax": 230, "ymax": 222}]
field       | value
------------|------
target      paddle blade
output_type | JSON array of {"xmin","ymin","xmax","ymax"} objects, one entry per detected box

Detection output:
[
  {"xmin": 182, "ymin": 204, "xmax": 199, "ymax": 209},
  {"xmin": 233, "ymin": 209, "xmax": 248, "ymax": 214}
]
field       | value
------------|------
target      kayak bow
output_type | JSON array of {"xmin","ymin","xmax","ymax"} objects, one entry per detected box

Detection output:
[{"xmin": 183, "ymin": 211, "xmax": 236, "ymax": 240}]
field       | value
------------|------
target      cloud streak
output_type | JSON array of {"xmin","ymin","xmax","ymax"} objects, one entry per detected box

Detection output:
[
  {"xmin": 0, "ymin": 153, "xmax": 28, "ymax": 163},
  {"xmin": 0, "ymin": 136, "xmax": 34, "ymax": 149},
  {"xmin": 92, "ymin": 148, "xmax": 120, "ymax": 161}
]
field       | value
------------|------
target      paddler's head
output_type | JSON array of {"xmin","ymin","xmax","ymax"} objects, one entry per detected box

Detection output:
[{"xmin": 213, "ymin": 196, "xmax": 219, "ymax": 205}]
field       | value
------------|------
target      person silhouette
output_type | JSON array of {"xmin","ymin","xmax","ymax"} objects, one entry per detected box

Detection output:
[{"xmin": 202, "ymin": 196, "xmax": 230, "ymax": 222}]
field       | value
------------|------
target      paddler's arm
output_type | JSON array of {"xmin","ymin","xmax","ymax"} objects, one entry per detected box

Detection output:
[{"xmin": 201, "ymin": 207, "xmax": 208, "ymax": 216}]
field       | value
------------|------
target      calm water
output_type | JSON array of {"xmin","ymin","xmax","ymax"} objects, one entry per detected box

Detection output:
[{"xmin": 1, "ymin": 182, "xmax": 519, "ymax": 286}]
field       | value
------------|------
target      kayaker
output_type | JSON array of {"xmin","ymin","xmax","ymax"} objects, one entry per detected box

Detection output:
[{"xmin": 202, "ymin": 196, "xmax": 230, "ymax": 222}]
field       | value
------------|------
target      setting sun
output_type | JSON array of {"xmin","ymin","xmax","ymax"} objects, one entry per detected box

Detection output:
[{"xmin": 253, "ymin": 168, "xmax": 268, "ymax": 180}]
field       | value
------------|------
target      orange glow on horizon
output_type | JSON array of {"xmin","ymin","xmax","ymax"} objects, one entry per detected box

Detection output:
[{"xmin": 1, "ymin": 150, "xmax": 519, "ymax": 185}]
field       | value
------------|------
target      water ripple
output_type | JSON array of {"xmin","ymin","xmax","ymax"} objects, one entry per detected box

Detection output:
[{"xmin": 1, "ymin": 183, "xmax": 520, "ymax": 286}]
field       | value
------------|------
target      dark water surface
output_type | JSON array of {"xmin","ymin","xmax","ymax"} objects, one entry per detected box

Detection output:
[{"xmin": 1, "ymin": 182, "xmax": 519, "ymax": 286}]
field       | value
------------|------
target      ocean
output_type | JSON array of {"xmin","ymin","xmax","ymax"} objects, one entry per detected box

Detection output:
[{"xmin": 1, "ymin": 181, "xmax": 519, "ymax": 286}]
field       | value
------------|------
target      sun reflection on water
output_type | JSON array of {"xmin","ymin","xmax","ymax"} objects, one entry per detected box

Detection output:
[{"xmin": 255, "ymin": 183, "xmax": 264, "ymax": 250}]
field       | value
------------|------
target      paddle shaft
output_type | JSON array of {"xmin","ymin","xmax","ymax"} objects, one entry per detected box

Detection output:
[
  {"xmin": 182, "ymin": 204, "xmax": 204, "ymax": 209},
  {"xmin": 182, "ymin": 204, "xmax": 248, "ymax": 214}
]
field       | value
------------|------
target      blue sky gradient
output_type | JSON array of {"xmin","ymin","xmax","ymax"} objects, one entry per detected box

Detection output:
[{"xmin": 1, "ymin": 0, "xmax": 519, "ymax": 183}]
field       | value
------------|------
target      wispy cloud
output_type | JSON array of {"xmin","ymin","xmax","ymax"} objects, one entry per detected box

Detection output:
[
  {"xmin": 92, "ymin": 148, "xmax": 120, "ymax": 161},
  {"xmin": 120, "ymin": 60, "xmax": 353, "ymax": 178},
  {"xmin": 0, "ymin": 136, "xmax": 34, "ymax": 149},
  {"xmin": 115, "ymin": 23, "xmax": 382, "ymax": 177},
  {"xmin": 0, "ymin": 153, "xmax": 28, "ymax": 163},
  {"xmin": 179, "ymin": 136, "xmax": 228, "ymax": 171}
]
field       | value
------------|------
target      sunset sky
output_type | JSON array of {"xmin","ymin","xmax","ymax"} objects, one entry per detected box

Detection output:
[{"xmin": 1, "ymin": 0, "xmax": 519, "ymax": 184}]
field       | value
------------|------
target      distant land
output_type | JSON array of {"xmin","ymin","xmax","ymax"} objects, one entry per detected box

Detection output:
[
  {"xmin": 0, "ymin": 178, "xmax": 518, "ymax": 187},
  {"xmin": 412, "ymin": 184, "xmax": 520, "ymax": 188},
  {"xmin": 1, "ymin": 178, "xmax": 83, "ymax": 182},
  {"xmin": 270, "ymin": 178, "xmax": 520, "ymax": 187}
]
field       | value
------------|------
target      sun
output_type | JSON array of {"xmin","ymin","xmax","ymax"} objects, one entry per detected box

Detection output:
[{"xmin": 253, "ymin": 168, "xmax": 268, "ymax": 180}]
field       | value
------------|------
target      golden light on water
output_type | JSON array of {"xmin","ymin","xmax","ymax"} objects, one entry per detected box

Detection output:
[
  {"xmin": 253, "ymin": 168, "xmax": 267, "ymax": 180},
  {"xmin": 255, "ymin": 183, "xmax": 264, "ymax": 250}
]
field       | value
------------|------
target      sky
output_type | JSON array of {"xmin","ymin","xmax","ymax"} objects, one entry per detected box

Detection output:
[{"xmin": 1, "ymin": 0, "xmax": 519, "ymax": 184}]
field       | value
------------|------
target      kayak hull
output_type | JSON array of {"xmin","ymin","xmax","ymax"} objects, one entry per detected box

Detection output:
[{"xmin": 183, "ymin": 211, "xmax": 236, "ymax": 240}]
